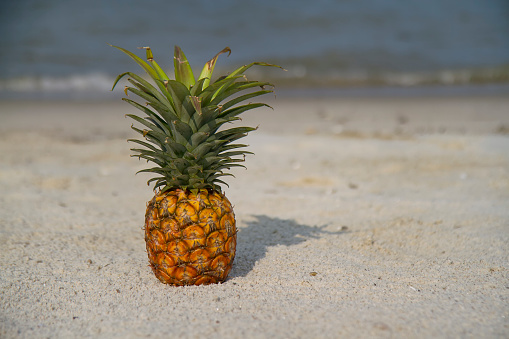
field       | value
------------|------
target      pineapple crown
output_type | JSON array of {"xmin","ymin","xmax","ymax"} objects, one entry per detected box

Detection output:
[{"xmin": 111, "ymin": 44, "xmax": 283, "ymax": 193}]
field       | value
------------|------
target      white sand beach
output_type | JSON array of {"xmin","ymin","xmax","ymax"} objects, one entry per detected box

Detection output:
[{"xmin": 1, "ymin": 93, "xmax": 508, "ymax": 338}]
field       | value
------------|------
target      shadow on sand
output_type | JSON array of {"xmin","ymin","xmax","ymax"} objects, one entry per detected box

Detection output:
[{"xmin": 230, "ymin": 215, "xmax": 345, "ymax": 278}]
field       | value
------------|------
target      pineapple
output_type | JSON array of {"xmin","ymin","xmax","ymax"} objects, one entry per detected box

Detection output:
[{"xmin": 111, "ymin": 44, "xmax": 281, "ymax": 285}]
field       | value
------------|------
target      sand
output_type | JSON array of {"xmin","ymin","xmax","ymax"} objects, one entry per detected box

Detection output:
[{"xmin": 0, "ymin": 93, "xmax": 508, "ymax": 338}]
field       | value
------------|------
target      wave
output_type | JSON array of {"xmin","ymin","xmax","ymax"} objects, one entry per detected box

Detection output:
[
  {"xmin": 1, "ymin": 65, "xmax": 508, "ymax": 99},
  {"xmin": 0, "ymin": 73, "xmax": 113, "ymax": 93},
  {"xmin": 269, "ymin": 64, "xmax": 509, "ymax": 87}
]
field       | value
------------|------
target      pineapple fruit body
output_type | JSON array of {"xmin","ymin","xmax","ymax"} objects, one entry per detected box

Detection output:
[{"xmin": 145, "ymin": 189, "xmax": 236, "ymax": 286}]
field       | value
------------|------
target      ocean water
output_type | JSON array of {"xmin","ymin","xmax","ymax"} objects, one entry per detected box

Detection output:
[{"xmin": 1, "ymin": 0, "xmax": 508, "ymax": 98}]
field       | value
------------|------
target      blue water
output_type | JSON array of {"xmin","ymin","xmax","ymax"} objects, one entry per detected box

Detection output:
[{"xmin": 1, "ymin": 0, "xmax": 508, "ymax": 97}]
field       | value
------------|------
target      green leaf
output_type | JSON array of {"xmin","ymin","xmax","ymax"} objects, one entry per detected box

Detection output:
[
  {"xmin": 181, "ymin": 95, "xmax": 199, "ymax": 132},
  {"xmin": 198, "ymin": 47, "xmax": 231, "ymax": 90},
  {"xmin": 222, "ymin": 132, "xmax": 251, "ymax": 143},
  {"xmin": 172, "ymin": 120, "xmax": 193, "ymax": 143},
  {"xmin": 111, "ymin": 45, "xmax": 177, "ymax": 111},
  {"xmin": 199, "ymin": 75, "xmax": 244, "ymax": 106},
  {"xmin": 164, "ymin": 137, "xmax": 187, "ymax": 156},
  {"xmin": 127, "ymin": 138, "xmax": 160, "ymax": 152},
  {"xmin": 189, "ymin": 96, "xmax": 202, "ymax": 116},
  {"xmin": 189, "ymin": 96, "xmax": 205, "ymax": 128},
  {"xmin": 210, "ymin": 162, "xmax": 247, "ymax": 172},
  {"xmin": 210, "ymin": 81, "xmax": 273, "ymax": 106},
  {"xmin": 206, "ymin": 172, "xmax": 235, "ymax": 182},
  {"xmin": 146, "ymin": 176, "xmax": 165, "ymax": 184},
  {"xmin": 219, "ymin": 90, "xmax": 273, "ymax": 112},
  {"xmin": 227, "ymin": 62, "xmax": 285, "ymax": 79},
  {"xmin": 124, "ymin": 72, "xmax": 175, "ymax": 111},
  {"xmin": 197, "ymin": 116, "xmax": 240, "ymax": 135},
  {"xmin": 111, "ymin": 71, "xmax": 130, "ymax": 91},
  {"xmin": 208, "ymin": 76, "xmax": 243, "ymax": 104},
  {"xmin": 110, "ymin": 44, "xmax": 161, "ymax": 86},
  {"xmin": 137, "ymin": 163, "xmax": 188, "ymax": 177},
  {"xmin": 125, "ymin": 113, "xmax": 164, "ymax": 134},
  {"xmin": 131, "ymin": 154, "xmax": 164, "ymax": 167},
  {"xmin": 128, "ymin": 138, "xmax": 179, "ymax": 160},
  {"xmin": 164, "ymin": 80, "xmax": 191, "ymax": 121},
  {"xmin": 216, "ymin": 81, "xmax": 274, "ymax": 100},
  {"xmin": 190, "ymin": 77, "xmax": 208, "ymax": 97},
  {"xmin": 211, "ymin": 178, "xmax": 230, "ymax": 188},
  {"xmin": 217, "ymin": 143, "xmax": 250, "ymax": 151},
  {"xmin": 190, "ymin": 131, "xmax": 210, "ymax": 148},
  {"xmin": 220, "ymin": 103, "xmax": 272, "ymax": 120},
  {"xmin": 174, "ymin": 46, "xmax": 195, "ymax": 89},
  {"xmin": 186, "ymin": 165, "xmax": 204, "ymax": 176},
  {"xmin": 219, "ymin": 150, "xmax": 254, "ymax": 158},
  {"xmin": 122, "ymin": 97, "xmax": 171, "ymax": 134},
  {"xmin": 198, "ymin": 156, "xmax": 222, "ymax": 168},
  {"xmin": 213, "ymin": 126, "xmax": 257, "ymax": 140},
  {"xmin": 124, "ymin": 85, "xmax": 158, "ymax": 104},
  {"xmin": 122, "ymin": 99, "xmax": 173, "ymax": 135},
  {"xmin": 137, "ymin": 168, "xmax": 170, "ymax": 176},
  {"xmin": 138, "ymin": 46, "xmax": 170, "ymax": 81},
  {"xmin": 130, "ymin": 125, "xmax": 167, "ymax": 147},
  {"xmin": 153, "ymin": 180, "xmax": 168, "ymax": 190},
  {"xmin": 144, "ymin": 100, "xmax": 179, "ymax": 126},
  {"xmin": 188, "ymin": 178, "xmax": 206, "ymax": 186},
  {"xmin": 170, "ymin": 158, "xmax": 191, "ymax": 173},
  {"xmin": 142, "ymin": 160, "xmax": 190, "ymax": 176},
  {"xmin": 190, "ymin": 140, "xmax": 227, "ymax": 160},
  {"xmin": 130, "ymin": 148, "xmax": 173, "ymax": 164},
  {"xmin": 191, "ymin": 103, "xmax": 223, "ymax": 130}
]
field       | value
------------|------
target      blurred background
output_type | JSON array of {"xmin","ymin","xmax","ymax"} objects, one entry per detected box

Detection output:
[{"xmin": 1, "ymin": 0, "xmax": 508, "ymax": 99}]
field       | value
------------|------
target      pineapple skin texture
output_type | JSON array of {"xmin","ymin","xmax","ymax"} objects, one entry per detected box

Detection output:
[{"xmin": 144, "ymin": 188, "xmax": 237, "ymax": 286}]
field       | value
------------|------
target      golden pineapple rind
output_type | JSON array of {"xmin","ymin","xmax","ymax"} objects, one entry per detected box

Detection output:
[{"xmin": 145, "ymin": 188, "xmax": 237, "ymax": 286}]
